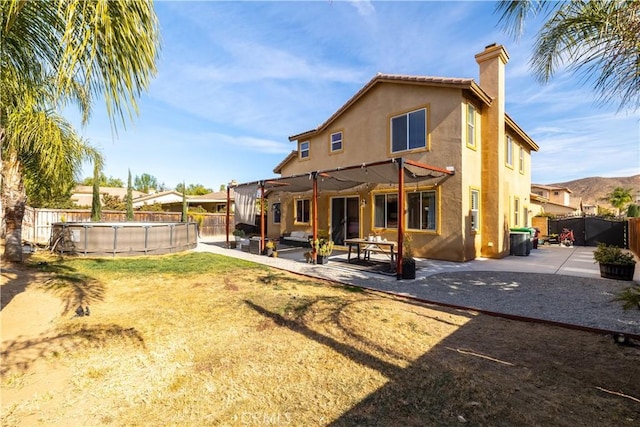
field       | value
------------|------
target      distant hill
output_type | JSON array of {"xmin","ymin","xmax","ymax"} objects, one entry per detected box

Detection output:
[{"xmin": 548, "ymin": 175, "xmax": 640, "ymax": 210}]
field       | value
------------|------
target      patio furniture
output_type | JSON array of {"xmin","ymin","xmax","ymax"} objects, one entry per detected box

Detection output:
[{"xmin": 344, "ymin": 238, "xmax": 396, "ymax": 264}]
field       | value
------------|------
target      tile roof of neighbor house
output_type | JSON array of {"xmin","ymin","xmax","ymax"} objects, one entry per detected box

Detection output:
[
  {"xmin": 132, "ymin": 190, "xmax": 235, "ymax": 205},
  {"xmin": 532, "ymin": 184, "xmax": 573, "ymax": 193},
  {"xmin": 72, "ymin": 185, "xmax": 146, "ymax": 199}
]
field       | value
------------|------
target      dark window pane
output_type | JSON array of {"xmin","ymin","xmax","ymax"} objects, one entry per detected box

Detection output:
[
  {"xmin": 408, "ymin": 109, "xmax": 426, "ymax": 149},
  {"xmin": 386, "ymin": 194, "xmax": 398, "ymax": 228},
  {"xmin": 407, "ymin": 193, "xmax": 421, "ymax": 229},
  {"xmin": 374, "ymin": 195, "xmax": 386, "ymax": 228},
  {"xmin": 391, "ymin": 116, "xmax": 407, "ymax": 153}
]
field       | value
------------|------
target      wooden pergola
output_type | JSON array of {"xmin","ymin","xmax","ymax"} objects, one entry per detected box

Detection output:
[{"xmin": 227, "ymin": 157, "xmax": 454, "ymax": 279}]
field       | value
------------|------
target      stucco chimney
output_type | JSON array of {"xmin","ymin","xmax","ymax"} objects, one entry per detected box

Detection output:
[
  {"xmin": 475, "ymin": 44, "xmax": 510, "ymax": 258},
  {"xmin": 475, "ymin": 43, "xmax": 509, "ymax": 104}
]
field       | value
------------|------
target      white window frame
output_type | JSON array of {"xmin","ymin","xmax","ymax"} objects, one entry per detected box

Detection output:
[
  {"xmin": 466, "ymin": 103, "xmax": 476, "ymax": 149},
  {"xmin": 390, "ymin": 108, "xmax": 427, "ymax": 153},
  {"xmin": 514, "ymin": 196, "xmax": 520, "ymax": 226},
  {"xmin": 519, "ymin": 146, "xmax": 525, "ymax": 173},
  {"xmin": 299, "ymin": 141, "xmax": 310, "ymax": 159},
  {"xmin": 505, "ymin": 135, "xmax": 514, "ymax": 167},
  {"xmin": 470, "ymin": 189, "xmax": 479, "ymax": 232},
  {"xmin": 330, "ymin": 131, "xmax": 343, "ymax": 152}
]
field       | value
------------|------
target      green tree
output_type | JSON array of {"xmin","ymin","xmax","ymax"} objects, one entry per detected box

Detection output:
[
  {"xmin": 126, "ymin": 170, "xmax": 134, "ymax": 221},
  {"xmin": 496, "ymin": 0, "xmax": 640, "ymax": 111},
  {"xmin": 102, "ymin": 194, "xmax": 125, "ymax": 211},
  {"xmin": 181, "ymin": 183, "xmax": 188, "ymax": 223},
  {"xmin": 609, "ymin": 187, "xmax": 633, "ymax": 216},
  {"xmin": 134, "ymin": 173, "xmax": 158, "ymax": 194},
  {"xmin": 91, "ymin": 164, "xmax": 102, "ymax": 221},
  {"xmin": 627, "ymin": 204, "xmax": 640, "ymax": 218},
  {"xmin": 175, "ymin": 183, "xmax": 213, "ymax": 196},
  {"xmin": 24, "ymin": 174, "xmax": 76, "ymax": 209},
  {"xmin": 81, "ymin": 174, "xmax": 124, "ymax": 188},
  {"xmin": 1, "ymin": 0, "xmax": 160, "ymax": 261}
]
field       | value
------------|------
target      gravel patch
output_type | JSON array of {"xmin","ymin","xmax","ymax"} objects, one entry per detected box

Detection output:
[{"xmin": 363, "ymin": 271, "xmax": 640, "ymax": 336}]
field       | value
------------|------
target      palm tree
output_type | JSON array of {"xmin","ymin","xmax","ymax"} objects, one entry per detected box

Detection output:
[
  {"xmin": 496, "ymin": 0, "xmax": 640, "ymax": 111},
  {"xmin": 609, "ymin": 187, "xmax": 633, "ymax": 216},
  {"xmin": 1, "ymin": 0, "xmax": 160, "ymax": 261}
]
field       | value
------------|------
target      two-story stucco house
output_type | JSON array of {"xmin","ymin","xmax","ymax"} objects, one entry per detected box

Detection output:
[{"xmin": 232, "ymin": 44, "xmax": 539, "ymax": 263}]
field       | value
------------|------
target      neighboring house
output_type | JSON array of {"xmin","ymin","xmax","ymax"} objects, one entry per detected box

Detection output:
[
  {"xmin": 531, "ymin": 184, "xmax": 582, "ymax": 216},
  {"xmin": 235, "ymin": 44, "xmax": 539, "ymax": 262},
  {"xmin": 71, "ymin": 186, "xmax": 146, "ymax": 207},
  {"xmin": 132, "ymin": 190, "xmax": 234, "ymax": 213}
]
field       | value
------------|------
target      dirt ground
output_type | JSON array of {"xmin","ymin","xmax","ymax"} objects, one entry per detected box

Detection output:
[{"xmin": 2, "ymin": 260, "xmax": 640, "ymax": 426}]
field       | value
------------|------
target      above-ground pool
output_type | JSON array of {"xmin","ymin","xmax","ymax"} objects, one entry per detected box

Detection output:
[{"xmin": 50, "ymin": 222, "xmax": 197, "ymax": 256}]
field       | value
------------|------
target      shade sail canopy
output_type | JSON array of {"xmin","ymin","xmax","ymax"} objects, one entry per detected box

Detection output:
[{"xmin": 231, "ymin": 158, "xmax": 453, "ymax": 193}]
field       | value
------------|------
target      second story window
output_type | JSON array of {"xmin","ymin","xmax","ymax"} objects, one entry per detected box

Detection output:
[
  {"xmin": 299, "ymin": 141, "xmax": 310, "ymax": 159},
  {"xmin": 391, "ymin": 108, "xmax": 426, "ymax": 153},
  {"xmin": 519, "ymin": 146, "xmax": 525, "ymax": 173},
  {"xmin": 330, "ymin": 131, "xmax": 343, "ymax": 152},
  {"xmin": 466, "ymin": 103, "xmax": 476, "ymax": 149},
  {"xmin": 505, "ymin": 135, "xmax": 513, "ymax": 167}
]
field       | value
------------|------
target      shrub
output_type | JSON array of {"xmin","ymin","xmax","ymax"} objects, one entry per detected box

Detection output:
[{"xmin": 593, "ymin": 243, "xmax": 636, "ymax": 266}]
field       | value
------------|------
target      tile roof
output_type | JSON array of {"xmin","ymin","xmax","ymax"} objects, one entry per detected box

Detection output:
[{"xmin": 288, "ymin": 73, "xmax": 493, "ymax": 141}]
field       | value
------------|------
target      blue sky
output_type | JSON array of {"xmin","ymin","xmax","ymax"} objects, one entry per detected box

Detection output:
[{"xmin": 73, "ymin": 0, "xmax": 639, "ymax": 190}]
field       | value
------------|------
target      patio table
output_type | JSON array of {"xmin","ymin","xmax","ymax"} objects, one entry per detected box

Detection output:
[{"xmin": 344, "ymin": 238, "xmax": 396, "ymax": 264}]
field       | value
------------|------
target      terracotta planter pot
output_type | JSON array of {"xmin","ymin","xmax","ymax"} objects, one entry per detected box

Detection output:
[{"xmin": 599, "ymin": 263, "xmax": 635, "ymax": 281}]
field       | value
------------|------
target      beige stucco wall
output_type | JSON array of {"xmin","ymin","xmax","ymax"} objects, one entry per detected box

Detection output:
[{"xmin": 271, "ymin": 45, "xmax": 536, "ymax": 262}]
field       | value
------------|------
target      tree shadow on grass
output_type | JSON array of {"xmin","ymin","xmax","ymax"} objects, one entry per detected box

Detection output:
[
  {"xmin": 2, "ymin": 258, "xmax": 105, "ymax": 314},
  {"xmin": 1, "ymin": 323, "xmax": 145, "ymax": 376},
  {"xmin": 244, "ymin": 298, "xmax": 640, "ymax": 425}
]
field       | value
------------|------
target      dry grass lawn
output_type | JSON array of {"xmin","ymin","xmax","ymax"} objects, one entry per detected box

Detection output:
[{"xmin": 1, "ymin": 252, "xmax": 639, "ymax": 426}]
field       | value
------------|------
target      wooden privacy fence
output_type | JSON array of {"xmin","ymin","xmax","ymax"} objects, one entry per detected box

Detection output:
[
  {"xmin": 629, "ymin": 217, "xmax": 640, "ymax": 258},
  {"xmin": 22, "ymin": 207, "xmax": 229, "ymax": 244}
]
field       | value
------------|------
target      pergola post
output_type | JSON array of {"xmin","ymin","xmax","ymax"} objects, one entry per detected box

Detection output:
[
  {"xmin": 312, "ymin": 172, "xmax": 318, "ymax": 264},
  {"xmin": 226, "ymin": 185, "xmax": 231, "ymax": 249},
  {"xmin": 396, "ymin": 158, "xmax": 405, "ymax": 280},
  {"xmin": 260, "ymin": 181, "xmax": 266, "ymax": 253}
]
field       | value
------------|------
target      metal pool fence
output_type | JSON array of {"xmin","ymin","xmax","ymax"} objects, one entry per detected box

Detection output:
[{"xmin": 50, "ymin": 222, "xmax": 198, "ymax": 256}]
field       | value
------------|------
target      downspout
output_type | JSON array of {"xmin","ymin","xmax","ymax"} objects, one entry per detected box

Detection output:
[
  {"xmin": 396, "ymin": 158, "xmax": 405, "ymax": 280},
  {"xmin": 260, "ymin": 181, "xmax": 266, "ymax": 253},
  {"xmin": 226, "ymin": 185, "xmax": 231, "ymax": 248},
  {"xmin": 312, "ymin": 172, "xmax": 318, "ymax": 264}
]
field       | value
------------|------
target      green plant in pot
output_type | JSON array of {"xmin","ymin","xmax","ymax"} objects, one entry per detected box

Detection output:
[
  {"xmin": 401, "ymin": 233, "xmax": 416, "ymax": 279},
  {"xmin": 314, "ymin": 233, "xmax": 334, "ymax": 265},
  {"xmin": 264, "ymin": 240, "xmax": 277, "ymax": 257},
  {"xmin": 232, "ymin": 228, "xmax": 246, "ymax": 241},
  {"xmin": 593, "ymin": 243, "xmax": 636, "ymax": 281}
]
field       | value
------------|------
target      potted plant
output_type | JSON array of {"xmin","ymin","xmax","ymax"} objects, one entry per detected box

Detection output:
[
  {"xmin": 593, "ymin": 243, "xmax": 636, "ymax": 281},
  {"xmin": 401, "ymin": 233, "xmax": 416, "ymax": 279},
  {"xmin": 232, "ymin": 228, "xmax": 246, "ymax": 241},
  {"xmin": 314, "ymin": 237, "xmax": 334, "ymax": 265},
  {"xmin": 264, "ymin": 240, "xmax": 277, "ymax": 257}
]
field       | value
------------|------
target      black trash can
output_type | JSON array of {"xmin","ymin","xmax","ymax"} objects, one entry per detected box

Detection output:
[{"xmin": 509, "ymin": 231, "xmax": 529, "ymax": 256}]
